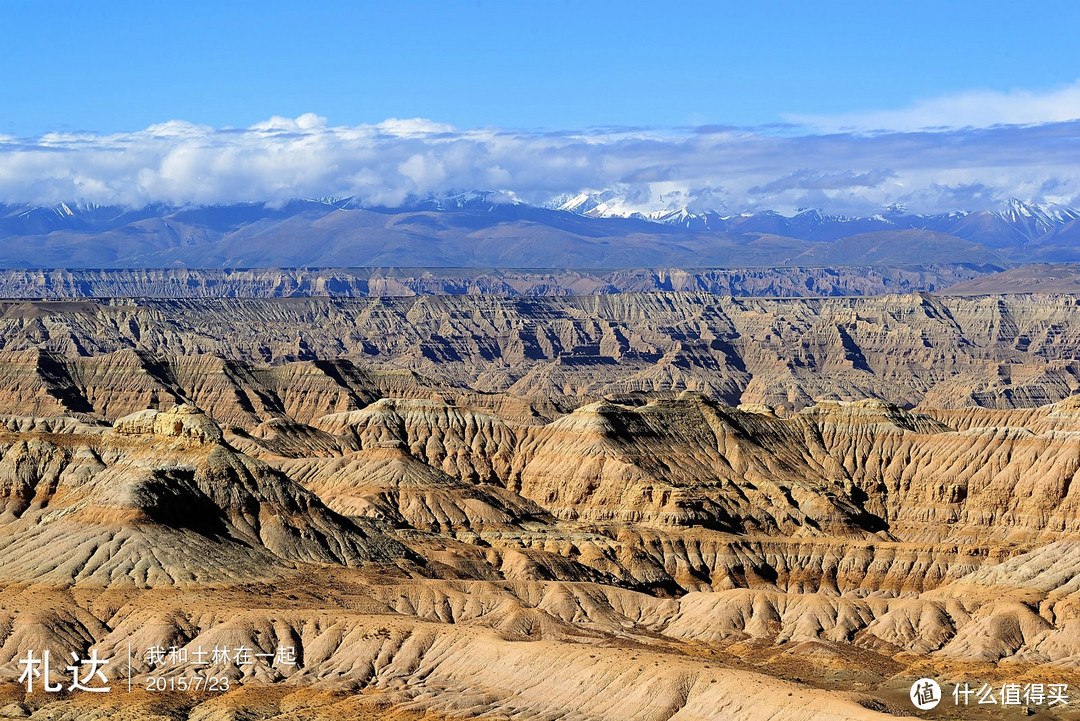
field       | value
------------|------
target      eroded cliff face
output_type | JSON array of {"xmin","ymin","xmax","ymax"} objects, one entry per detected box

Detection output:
[
  {"xmin": 0, "ymin": 265, "xmax": 990, "ymax": 299},
  {"xmin": 0, "ymin": 293, "xmax": 1079, "ymax": 720},
  {"xmin": 1, "ymin": 293, "xmax": 1079, "ymax": 415}
]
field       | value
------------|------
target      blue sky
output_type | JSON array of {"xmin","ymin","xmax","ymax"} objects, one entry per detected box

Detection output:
[
  {"xmin": 2, "ymin": 0, "xmax": 1080, "ymax": 213},
  {"xmin": 5, "ymin": 0, "xmax": 1079, "ymax": 135}
]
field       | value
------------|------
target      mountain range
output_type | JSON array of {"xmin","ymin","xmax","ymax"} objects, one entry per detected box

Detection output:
[
  {"xmin": 2, "ymin": 194, "xmax": 1079, "ymax": 268},
  {"xmin": 556, "ymin": 192, "xmax": 1080, "ymax": 245}
]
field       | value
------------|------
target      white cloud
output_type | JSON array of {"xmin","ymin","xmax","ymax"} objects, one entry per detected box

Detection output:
[
  {"xmin": 1, "ymin": 113, "xmax": 1080, "ymax": 214},
  {"xmin": 250, "ymin": 113, "xmax": 328, "ymax": 133},
  {"xmin": 376, "ymin": 117, "xmax": 456, "ymax": 137},
  {"xmin": 789, "ymin": 81, "xmax": 1080, "ymax": 133}
]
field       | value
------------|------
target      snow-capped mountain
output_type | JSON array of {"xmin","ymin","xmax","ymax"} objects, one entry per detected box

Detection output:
[
  {"xmin": 554, "ymin": 190, "xmax": 640, "ymax": 218},
  {"xmin": 965, "ymin": 198, "xmax": 1080, "ymax": 246},
  {"xmin": 645, "ymin": 207, "xmax": 728, "ymax": 231},
  {"xmin": 997, "ymin": 198, "xmax": 1080, "ymax": 231},
  {"xmin": 547, "ymin": 193, "xmax": 1080, "ymax": 246}
]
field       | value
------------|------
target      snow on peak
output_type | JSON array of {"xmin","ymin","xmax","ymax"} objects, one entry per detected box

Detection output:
[
  {"xmin": 995, "ymin": 198, "xmax": 1080, "ymax": 238},
  {"xmin": 555, "ymin": 190, "xmax": 626, "ymax": 217}
]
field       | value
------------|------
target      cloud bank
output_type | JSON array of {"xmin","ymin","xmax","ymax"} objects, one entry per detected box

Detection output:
[
  {"xmin": 790, "ymin": 81, "xmax": 1080, "ymax": 133},
  {"xmin": 3, "ymin": 110, "xmax": 1080, "ymax": 215}
]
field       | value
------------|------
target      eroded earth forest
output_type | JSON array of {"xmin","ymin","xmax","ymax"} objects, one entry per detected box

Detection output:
[{"xmin": 1, "ymin": 285, "xmax": 1079, "ymax": 720}]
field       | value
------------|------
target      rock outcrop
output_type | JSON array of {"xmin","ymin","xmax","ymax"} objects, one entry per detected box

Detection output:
[
  {"xmin": 0, "ymin": 405, "xmax": 410, "ymax": 586},
  {"xmin": 113, "ymin": 403, "xmax": 223, "ymax": 444}
]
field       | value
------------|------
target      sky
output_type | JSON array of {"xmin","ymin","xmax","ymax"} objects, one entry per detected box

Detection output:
[{"xmin": 3, "ymin": 0, "xmax": 1080, "ymax": 214}]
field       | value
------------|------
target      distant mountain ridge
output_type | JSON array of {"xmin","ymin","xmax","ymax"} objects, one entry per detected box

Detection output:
[
  {"xmin": 0, "ymin": 194, "xmax": 1078, "ymax": 268},
  {"xmin": 554, "ymin": 193, "xmax": 1080, "ymax": 246}
]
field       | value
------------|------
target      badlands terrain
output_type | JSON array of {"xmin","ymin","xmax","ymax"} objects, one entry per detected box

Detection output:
[
  {"xmin": 0, "ymin": 265, "xmax": 994, "ymax": 299},
  {"xmin": 0, "ymin": 290, "xmax": 1079, "ymax": 719}
]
